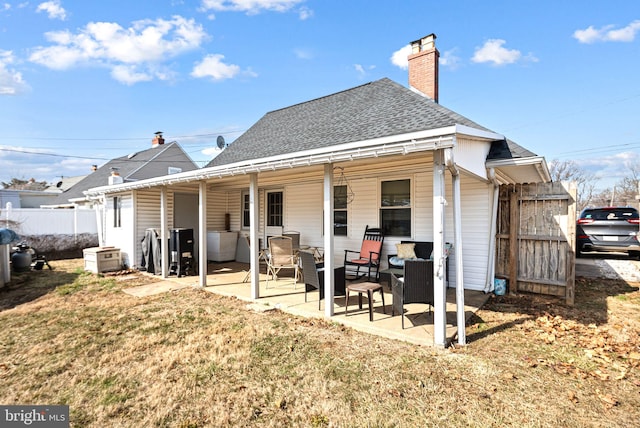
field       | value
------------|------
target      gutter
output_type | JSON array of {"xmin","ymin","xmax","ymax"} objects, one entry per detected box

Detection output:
[{"xmin": 84, "ymin": 133, "xmax": 456, "ymax": 197}]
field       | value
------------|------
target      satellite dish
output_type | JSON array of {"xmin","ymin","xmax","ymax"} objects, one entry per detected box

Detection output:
[{"xmin": 216, "ymin": 135, "xmax": 226, "ymax": 149}]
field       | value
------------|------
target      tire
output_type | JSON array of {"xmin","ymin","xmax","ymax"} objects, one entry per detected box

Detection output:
[{"xmin": 629, "ymin": 251, "xmax": 640, "ymax": 260}]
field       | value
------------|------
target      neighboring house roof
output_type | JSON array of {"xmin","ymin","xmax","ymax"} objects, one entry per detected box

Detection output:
[
  {"xmin": 208, "ymin": 78, "xmax": 536, "ymax": 167},
  {"xmin": 51, "ymin": 142, "xmax": 198, "ymax": 205},
  {"xmin": 45, "ymin": 175, "xmax": 87, "ymax": 193}
]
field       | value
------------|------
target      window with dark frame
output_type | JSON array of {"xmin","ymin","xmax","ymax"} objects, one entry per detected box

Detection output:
[
  {"xmin": 380, "ymin": 179, "xmax": 410, "ymax": 237},
  {"xmin": 334, "ymin": 185, "xmax": 348, "ymax": 236},
  {"xmin": 267, "ymin": 191, "xmax": 283, "ymax": 227},
  {"xmin": 113, "ymin": 196, "xmax": 121, "ymax": 228},
  {"xmin": 242, "ymin": 192, "xmax": 250, "ymax": 228}
]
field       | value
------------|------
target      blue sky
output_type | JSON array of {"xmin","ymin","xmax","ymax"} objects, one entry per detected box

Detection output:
[{"xmin": 0, "ymin": 0, "xmax": 639, "ymax": 191}]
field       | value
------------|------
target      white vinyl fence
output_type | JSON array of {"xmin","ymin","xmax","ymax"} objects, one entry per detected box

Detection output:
[{"xmin": 1, "ymin": 206, "xmax": 98, "ymax": 236}]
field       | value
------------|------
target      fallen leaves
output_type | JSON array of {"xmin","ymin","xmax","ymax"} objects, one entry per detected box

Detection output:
[{"xmin": 520, "ymin": 313, "xmax": 639, "ymax": 382}]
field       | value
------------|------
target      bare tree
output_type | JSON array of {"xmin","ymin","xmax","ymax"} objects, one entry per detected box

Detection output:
[
  {"xmin": 611, "ymin": 163, "xmax": 640, "ymax": 206},
  {"xmin": 548, "ymin": 159, "xmax": 598, "ymax": 212},
  {"xmin": 1, "ymin": 178, "xmax": 49, "ymax": 190}
]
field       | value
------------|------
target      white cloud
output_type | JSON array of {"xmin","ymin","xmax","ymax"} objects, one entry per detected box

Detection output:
[
  {"xmin": 200, "ymin": 0, "xmax": 304, "ymax": 15},
  {"xmin": 298, "ymin": 6, "xmax": 313, "ymax": 20},
  {"xmin": 472, "ymin": 39, "xmax": 527, "ymax": 66},
  {"xmin": 390, "ymin": 44, "xmax": 412, "ymax": 70},
  {"xmin": 191, "ymin": 54, "xmax": 241, "ymax": 81},
  {"xmin": 353, "ymin": 63, "xmax": 375, "ymax": 78},
  {"xmin": 2, "ymin": 3, "xmax": 10, "ymax": 12},
  {"xmin": 28, "ymin": 16, "xmax": 208, "ymax": 84},
  {"xmin": 574, "ymin": 20, "xmax": 640, "ymax": 44},
  {"xmin": 293, "ymin": 48, "xmax": 312, "ymax": 59},
  {"xmin": 440, "ymin": 48, "xmax": 461, "ymax": 70},
  {"xmin": 0, "ymin": 50, "xmax": 29, "ymax": 95},
  {"xmin": 36, "ymin": 0, "xmax": 67, "ymax": 20},
  {"xmin": 110, "ymin": 65, "xmax": 154, "ymax": 85}
]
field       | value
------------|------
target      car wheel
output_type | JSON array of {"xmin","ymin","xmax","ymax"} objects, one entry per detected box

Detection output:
[{"xmin": 629, "ymin": 251, "xmax": 640, "ymax": 260}]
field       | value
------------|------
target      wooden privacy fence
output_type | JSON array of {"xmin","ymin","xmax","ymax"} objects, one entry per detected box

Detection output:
[{"xmin": 495, "ymin": 182, "xmax": 577, "ymax": 305}]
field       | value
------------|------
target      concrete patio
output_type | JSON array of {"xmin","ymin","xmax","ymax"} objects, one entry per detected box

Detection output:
[{"xmin": 127, "ymin": 261, "xmax": 490, "ymax": 347}]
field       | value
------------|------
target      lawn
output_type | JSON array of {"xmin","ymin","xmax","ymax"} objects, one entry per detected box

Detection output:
[{"xmin": 0, "ymin": 259, "xmax": 638, "ymax": 427}]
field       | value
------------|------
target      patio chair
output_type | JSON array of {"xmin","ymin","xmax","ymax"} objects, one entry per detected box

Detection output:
[
  {"xmin": 344, "ymin": 225, "xmax": 384, "ymax": 281},
  {"xmin": 300, "ymin": 250, "xmax": 345, "ymax": 310},
  {"xmin": 391, "ymin": 259, "xmax": 434, "ymax": 329},
  {"xmin": 266, "ymin": 235, "xmax": 300, "ymax": 288},
  {"xmin": 282, "ymin": 231, "xmax": 300, "ymax": 251}
]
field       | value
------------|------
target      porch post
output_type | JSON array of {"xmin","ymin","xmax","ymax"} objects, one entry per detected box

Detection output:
[
  {"xmin": 323, "ymin": 163, "xmax": 335, "ymax": 317},
  {"xmin": 160, "ymin": 186, "xmax": 169, "ymax": 278},
  {"xmin": 199, "ymin": 181, "xmax": 208, "ymax": 287},
  {"xmin": 249, "ymin": 173, "xmax": 260, "ymax": 299},
  {"xmin": 450, "ymin": 158, "xmax": 466, "ymax": 346},
  {"xmin": 433, "ymin": 150, "xmax": 447, "ymax": 347}
]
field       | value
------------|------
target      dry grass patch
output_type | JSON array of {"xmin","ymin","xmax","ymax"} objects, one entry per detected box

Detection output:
[{"xmin": 0, "ymin": 260, "xmax": 638, "ymax": 427}]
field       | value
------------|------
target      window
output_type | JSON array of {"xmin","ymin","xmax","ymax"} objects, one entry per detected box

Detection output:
[
  {"xmin": 267, "ymin": 191, "xmax": 283, "ymax": 227},
  {"xmin": 242, "ymin": 192, "xmax": 250, "ymax": 228},
  {"xmin": 380, "ymin": 179, "xmax": 410, "ymax": 237},
  {"xmin": 113, "ymin": 196, "xmax": 121, "ymax": 228},
  {"xmin": 334, "ymin": 185, "xmax": 348, "ymax": 236}
]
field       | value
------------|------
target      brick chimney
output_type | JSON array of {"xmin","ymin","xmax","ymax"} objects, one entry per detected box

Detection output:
[
  {"xmin": 152, "ymin": 131, "xmax": 165, "ymax": 146},
  {"xmin": 408, "ymin": 33, "xmax": 439, "ymax": 103}
]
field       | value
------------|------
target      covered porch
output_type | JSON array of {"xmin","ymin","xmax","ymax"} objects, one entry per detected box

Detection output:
[{"xmin": 128, "ymin": 261, "xmax": 490, "ymax": 347}]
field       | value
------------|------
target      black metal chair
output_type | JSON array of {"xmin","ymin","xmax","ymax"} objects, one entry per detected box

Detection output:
[
  {"xmin": 300, "ymin": 250, "xmax": 345, "ymax": 310},
  {"xmin": 391, "ymin": 260, "xmax": 434, "ymax": 329},
  {"xmin": 344, "ymin": 225, "xmax": 384, "ymax": 281}
]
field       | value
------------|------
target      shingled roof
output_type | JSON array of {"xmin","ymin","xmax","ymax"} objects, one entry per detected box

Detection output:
[
  {"xmin": 51, "ymin": 142, "xmax": 198, "ymax": 204},
  {"xmin": 208, "ymin": 77, "xmax": 535, "ymax": 167}
]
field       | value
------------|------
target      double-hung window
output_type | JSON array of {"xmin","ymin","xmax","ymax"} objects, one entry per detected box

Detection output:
[
  {"xmin": 334, "ymin": 185, "xmax": 348, "ymax": 236},
  {"xmin": 267, "ymin": 191, "xmax": 283, "ymax": 227},
  {"xmin": 242, "ymin": 192, "xmax": 250, "ymax": 228},
  {"xmin": 113, "ymin": 196, "xmax": 122, "ymax": 228},
  {"xmin": 380, "ymin": 179, "xmax": 411, "ymax": 237}
]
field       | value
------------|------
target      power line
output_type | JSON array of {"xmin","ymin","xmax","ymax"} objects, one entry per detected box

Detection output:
[{"xmin": 0, "ymin": 129, "xmax": 245, "ymax": 142}]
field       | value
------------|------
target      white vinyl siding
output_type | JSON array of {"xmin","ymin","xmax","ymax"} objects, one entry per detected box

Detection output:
[
  {"xmin": 134, "ymin": 189, "xmax": 170, "ymax": 270},
  {"xmin": 105, "ymin": 192, "xmax": 134, "ymax": 268}
]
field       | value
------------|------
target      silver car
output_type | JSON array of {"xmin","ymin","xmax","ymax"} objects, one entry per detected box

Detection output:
[{"xmin": 576, "ymin": 207, "xmax": 640, "ymax": 257}]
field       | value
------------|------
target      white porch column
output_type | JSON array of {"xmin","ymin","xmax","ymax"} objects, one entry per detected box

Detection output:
[
  {"xmin": 199, "ymin": 181, "xmax": 208, "ymax": 287},
  {"xmin": 433, "ymin": 149, "xmax": 447, "ymax": 346},
  {"xmin": 160, "ymin": 186, "xmax": 169, "ymax": 278},
  {"xmin": 249, "ymin": 173, "xmax": 260, "ymax": 299},
  {"xmin": 323, "ymin": 164, "xmax": 335, "ymax": 317},
  {"xmin": 447, "ymin": 148, "xmax": 466, "ymax": 346}
]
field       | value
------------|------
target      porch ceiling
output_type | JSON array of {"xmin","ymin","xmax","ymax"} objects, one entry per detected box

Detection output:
[{"xmin": 487, "ymin": 156, "xmax": 551, "ymax": 185}]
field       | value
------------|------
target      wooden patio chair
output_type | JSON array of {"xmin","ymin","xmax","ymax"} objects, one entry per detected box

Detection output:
[
  {"xmin": 344, "ymin": 225, "xmax": 384, "ymax": 281},
  {"xmin": 266, "ymin": 235, "xmax": 299, "ymax": 288},
  {"xmin": 300, "ymin": 250, "xmax": 345, "ymax": 310},
  {"xmin": 391, "ymin": 259, "xmax": 434, "ymax": 329}
]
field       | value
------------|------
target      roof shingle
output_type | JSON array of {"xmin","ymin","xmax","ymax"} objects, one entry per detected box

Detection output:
[{"xmin": 208, "ymin": 78, "xmax": 535, "ymax": 167}]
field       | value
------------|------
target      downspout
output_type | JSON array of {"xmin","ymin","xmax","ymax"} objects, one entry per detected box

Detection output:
[
  {"xmin": 444, "ymin": 147, "xmax": 466, "ymax": 346},
  {"xmin": 485, "ymin": 168, "xmax": 500, "ymax": 293}
]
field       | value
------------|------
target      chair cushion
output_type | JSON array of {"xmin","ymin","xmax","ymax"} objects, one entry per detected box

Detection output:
[
  {"xmin": 396, "ymin": 243, "xmax": 416, "ymax": 259},
  {"xmin": 389, "ymin": 256, "xmax": 426, "ymax": 266},
  {"xmin": 359, "ymin": 239, "xmax": 382, "ymax": 261}
]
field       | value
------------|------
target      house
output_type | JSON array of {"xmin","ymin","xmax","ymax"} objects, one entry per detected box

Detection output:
[
  {"xmin": 0, "ymin": 175, "xmax": 86, "ymax": 208},
  {"xmin": 85, "ymin": 34, "xmax": 550, "ymax": 346},
  {"xmin": 48, "ymin": 132, "xmax": 198, "ymax": 210}
]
